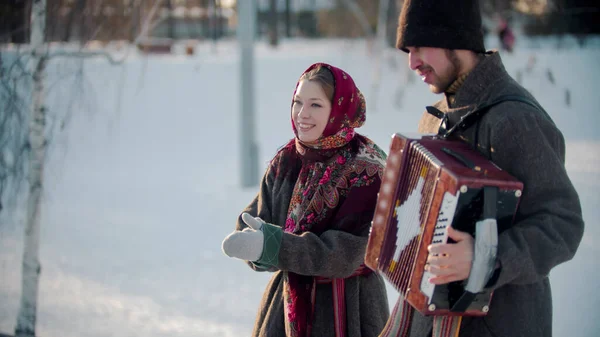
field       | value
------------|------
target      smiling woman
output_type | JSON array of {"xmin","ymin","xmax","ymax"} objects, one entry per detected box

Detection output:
[{"xmin": 221, "ymin": 62, "xmax": 391, "ymax": 337}]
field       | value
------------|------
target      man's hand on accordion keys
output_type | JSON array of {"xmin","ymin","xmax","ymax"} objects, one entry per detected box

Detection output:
[{"xmin": 425, "ymin": 226, "xmax": 474, "ymax": 285}]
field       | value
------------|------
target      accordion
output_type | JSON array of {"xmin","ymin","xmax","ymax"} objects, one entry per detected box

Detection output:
[{"xmin": 365, "ymin": 133, "xmax": 523, "ymax": 316}]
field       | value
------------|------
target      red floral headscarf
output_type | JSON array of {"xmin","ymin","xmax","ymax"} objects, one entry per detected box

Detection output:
[{"xmin": 290, "ymin": 62, "xmax": 366, "ymax": 150}]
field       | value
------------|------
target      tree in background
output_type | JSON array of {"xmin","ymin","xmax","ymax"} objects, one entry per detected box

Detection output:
[{"xmin": 0, "ymin": 1, "xmax": 165, "ymax": 336}]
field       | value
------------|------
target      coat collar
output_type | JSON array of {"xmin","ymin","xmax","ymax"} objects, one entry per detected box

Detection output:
[{"xmin": 440, "ymin": 51, "xmax": 510, "ymax": 126}]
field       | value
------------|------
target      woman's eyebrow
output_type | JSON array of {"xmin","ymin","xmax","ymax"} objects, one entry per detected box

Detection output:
[{"xmin": 295, "ymin": 95, "xmax": 324, "ymax": 102}]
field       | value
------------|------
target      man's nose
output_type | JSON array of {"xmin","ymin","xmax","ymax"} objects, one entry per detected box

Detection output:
[{"xmin": 409, "ymin": 52, "xmax": 422, "ymax": 71}]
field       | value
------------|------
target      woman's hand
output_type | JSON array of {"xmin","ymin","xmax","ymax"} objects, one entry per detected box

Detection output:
[{"xmin": 221, "ymin": 213, "xmax": 265, "ymax": 262}]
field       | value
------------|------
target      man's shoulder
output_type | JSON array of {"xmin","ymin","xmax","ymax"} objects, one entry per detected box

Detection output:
[
  {"xmin": 478, "ymin": 92, "xmax": 562, "ymax": 143},
  {"xmin": 472, "ymin": 54, "xmax": 540, "ymax": 110},
  {"xmin": 479, "ymin": 78, "xmax": 550, "ymax": 125}
]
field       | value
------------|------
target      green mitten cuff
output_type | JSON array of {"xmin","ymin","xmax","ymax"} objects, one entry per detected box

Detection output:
[{"xmin": 256, "ymin": 222, "xmax": 283, "ymax": 267}]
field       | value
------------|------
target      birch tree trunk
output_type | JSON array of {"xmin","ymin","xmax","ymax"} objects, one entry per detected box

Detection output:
[{"xmin": 15, "ymin": 0, "xmax": 47, "ymax": 336}]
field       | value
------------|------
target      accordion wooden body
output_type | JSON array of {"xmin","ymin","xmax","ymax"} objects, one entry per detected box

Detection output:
[{"xmin": 365, "ymin": 133, "xmax": 523, "ymax": 316}]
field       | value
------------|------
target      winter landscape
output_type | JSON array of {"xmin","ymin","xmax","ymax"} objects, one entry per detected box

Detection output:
[{"xmin": 0, "ymin": 35, "xmax": 599, "ymax": 337}]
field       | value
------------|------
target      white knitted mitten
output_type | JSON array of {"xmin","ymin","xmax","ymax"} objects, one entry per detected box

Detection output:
[{"xmin": 221, "ymin": 213, "xmax": 265, "ymax": 262}]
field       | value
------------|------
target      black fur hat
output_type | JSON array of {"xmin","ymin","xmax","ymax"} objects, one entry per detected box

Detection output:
[{"xmin": 396, "ymin": 0, "xmax": 486, "ymax": 53}]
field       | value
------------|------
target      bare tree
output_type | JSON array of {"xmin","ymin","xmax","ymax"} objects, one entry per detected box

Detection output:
[
  {"xmin": 0, "ymin": 1, "xmax": 166, "ymax": 336},
  {"xmin": 13, "ymin": 2, "xmax": 48, "ymax": 335},
  {"xmin": 0, "ymin": 53, "xmax": 29, "ymax": 219}
]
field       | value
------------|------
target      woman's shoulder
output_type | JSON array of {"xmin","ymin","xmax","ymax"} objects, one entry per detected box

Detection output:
[
  {"xmin": 353, "ymin": 136, "xmax": 387, "ymax": 168},
  {"xmin": 341, "ymin": 136, "xmax": 387, "ymax": 183}
]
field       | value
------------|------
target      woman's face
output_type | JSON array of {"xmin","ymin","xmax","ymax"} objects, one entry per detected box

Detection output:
[{"xmin": 292, "ymin": 80, "xmax": 332, "ymax": 143}]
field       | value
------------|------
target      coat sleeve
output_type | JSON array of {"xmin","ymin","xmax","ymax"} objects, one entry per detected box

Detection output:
[
  {"xmin": 276, "ymin": 179, "xmax": 381, "ymax": 279},
  {"xmin": 487, "ymin": 104, "xmax": 584, "ymax": 288},
  {"xmin": 236, "ymin": 162, "xmax": 279, "ymax": 273}
]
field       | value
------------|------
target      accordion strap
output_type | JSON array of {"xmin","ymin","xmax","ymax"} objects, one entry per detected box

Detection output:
[{"xmin": 378, "ymin": 297, "xmax": 462, "ymax": 337}]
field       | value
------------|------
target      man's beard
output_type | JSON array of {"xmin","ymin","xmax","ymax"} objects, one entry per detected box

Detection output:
[{"xmin": 428, "ymin": 50, "xmax": 462, "ymax": 94}]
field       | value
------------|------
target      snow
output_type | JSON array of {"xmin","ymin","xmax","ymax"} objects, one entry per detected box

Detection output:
[{"xmin": 1, "ymin": 36, "xmax": 599, "ymax": 337}]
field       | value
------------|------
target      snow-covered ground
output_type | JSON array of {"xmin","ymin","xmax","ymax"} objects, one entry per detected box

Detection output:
[{"xmin": 1, "ymin": 36, "xmax": 598, "ymax": 337}]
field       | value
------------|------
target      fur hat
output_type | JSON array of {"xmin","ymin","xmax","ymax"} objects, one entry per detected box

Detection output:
[{"xmin": 396, "ymin": 0, "xmax": 486, "ymax": 53}]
